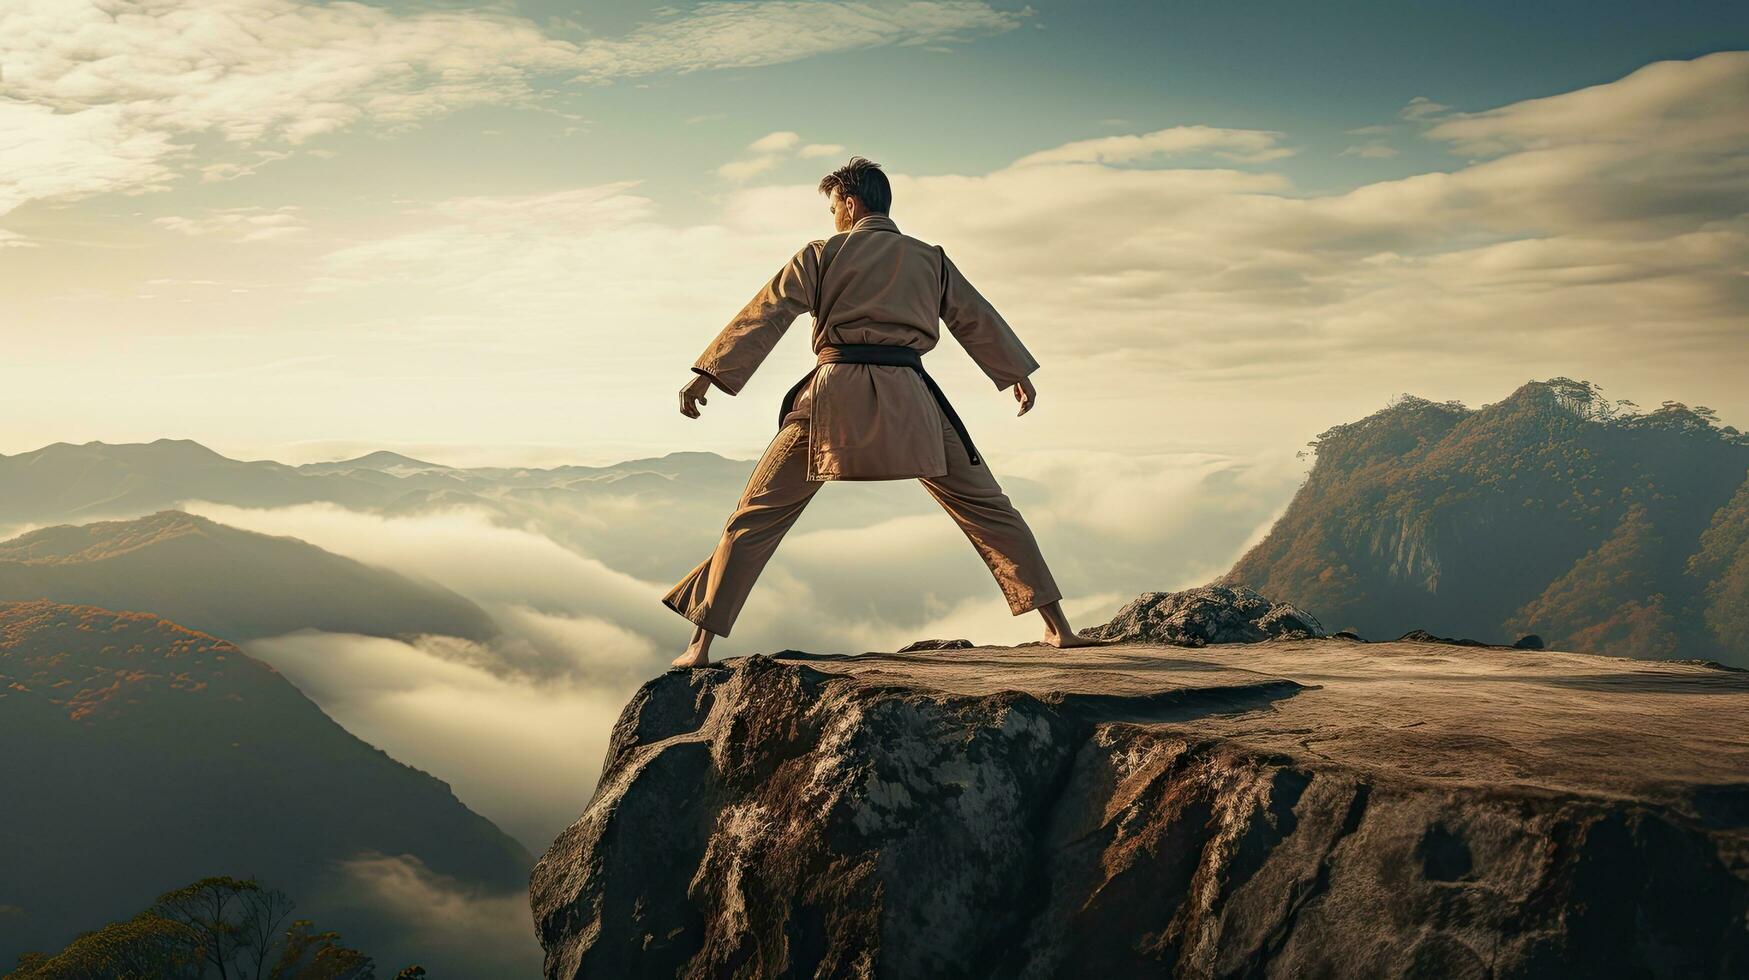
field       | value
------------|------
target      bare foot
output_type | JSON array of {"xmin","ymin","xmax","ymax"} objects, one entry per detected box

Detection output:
[
  {"xmin": 670, "ymin": 625, "xmax": 714, "ymax": 669},
  {"xmin": 1036, "ymin": 599, "xmax": 1117, "ymax": 648},
  {"xmin": 1044, "ymin": 627, "xmax": 1117, "ymax": 648}
]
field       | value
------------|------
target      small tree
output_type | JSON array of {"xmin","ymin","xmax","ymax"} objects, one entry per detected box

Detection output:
[
  {"xmin": 8, "ymin": 912, "xmax": 201, "ymax": 978},
  {"xmin": 267, "ymin": 921, "xmax": 375, "ymax": 980},
  {"xmin": 8, "ymin": 876, "xmax": 374, "ymax": 980}
]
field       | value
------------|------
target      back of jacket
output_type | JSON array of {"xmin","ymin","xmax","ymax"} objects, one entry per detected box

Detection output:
[
  {"xmin": 816, "ymin": 220, "xmax": 949, "ymax": 348},
  {"xmin": 690, "ymin": 211, "xmax": 1039, "ymax": 481}
]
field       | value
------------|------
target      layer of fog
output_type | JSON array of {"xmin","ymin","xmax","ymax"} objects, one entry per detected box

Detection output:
[
  {"xmin": 246, "ymin": 627, "xmax": 638, "ymax": 849},
  {"xmin": 185, "ymin": 444, "xmax": 1302, "ymax": 848},
  {"xmin": 314, "ymin": 853, "xmax": 543, "ymax": 979}
]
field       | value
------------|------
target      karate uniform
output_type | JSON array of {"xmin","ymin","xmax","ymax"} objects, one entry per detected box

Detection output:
[{"xmin": 662, "ymin": 212, "xmax": 1062, "ymax": 636}]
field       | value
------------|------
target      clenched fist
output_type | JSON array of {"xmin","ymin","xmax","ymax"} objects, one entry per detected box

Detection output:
[{"xmin": 679, "ymin": 372, "xmax": 714, "ymax": 418}]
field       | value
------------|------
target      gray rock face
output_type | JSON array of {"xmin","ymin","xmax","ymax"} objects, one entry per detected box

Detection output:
[
  {"xmin": 1081, "ymin": 585, "xmax": 1325, "ymax": 646},
  {"xmin": 530, "ymin": 641, "xmax": 1749, "ymax": 979}
]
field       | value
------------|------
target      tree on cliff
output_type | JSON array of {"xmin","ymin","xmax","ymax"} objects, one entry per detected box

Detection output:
[{"xmin": 6, "ymin": 876, "xmax": 385, "ymax": 980}]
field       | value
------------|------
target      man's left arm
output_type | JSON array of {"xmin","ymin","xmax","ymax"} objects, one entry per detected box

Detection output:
[{"xmin": 691, "ymin": 241, "xmax": 824, "ymax": 396}]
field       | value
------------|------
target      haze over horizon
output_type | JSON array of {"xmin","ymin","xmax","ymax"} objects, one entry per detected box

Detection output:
[{"xmin": 3, "ymin": 2, "xmax": 1746, "ymax": 470}]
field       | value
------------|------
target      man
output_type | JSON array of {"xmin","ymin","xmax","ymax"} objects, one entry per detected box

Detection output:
[{"xmin": 666, "ymin": 156, "xmax": 1105, "ymax": 668}]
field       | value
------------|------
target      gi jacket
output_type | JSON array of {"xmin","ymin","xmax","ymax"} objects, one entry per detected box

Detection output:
[{"xmin": 691, "ymin": 212, "xmax": 1040, "ymax": 481}]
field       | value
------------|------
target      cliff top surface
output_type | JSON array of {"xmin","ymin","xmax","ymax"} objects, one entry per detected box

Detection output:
[{"xmin": 768, "ymin": 638, "xmax": 1748, "ymax": 808}]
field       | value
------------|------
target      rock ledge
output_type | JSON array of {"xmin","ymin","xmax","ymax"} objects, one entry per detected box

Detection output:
[{"xmin": 532, "ymin": 640, "xmax": 1749, "ymax": 978}]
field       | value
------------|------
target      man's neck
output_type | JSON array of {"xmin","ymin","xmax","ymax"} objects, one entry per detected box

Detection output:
[{"xmin": 850, "ymin": 212, "xmax": 898, "ymax": 233}]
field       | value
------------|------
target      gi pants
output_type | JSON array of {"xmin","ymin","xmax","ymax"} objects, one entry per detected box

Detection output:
[{"xmin": 662, "ymin": 415, "xmax": 1062, "ymax": 637}]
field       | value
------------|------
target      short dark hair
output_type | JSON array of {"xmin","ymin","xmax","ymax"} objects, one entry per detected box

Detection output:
[{"xmin": 817, "ymin": 156, "xmax": 892, "ymax": 215}]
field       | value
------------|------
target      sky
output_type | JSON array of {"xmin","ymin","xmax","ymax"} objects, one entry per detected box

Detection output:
[
  {"xmin": 2, "ymin": 1, "xmax": 1747, "ymax": 468},
  {"xmin": 2, "ymin": 5, "xmax": 1747, "ymax": 957}
]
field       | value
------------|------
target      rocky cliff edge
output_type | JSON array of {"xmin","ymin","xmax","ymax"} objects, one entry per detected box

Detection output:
[{"xmin": 531, "ymin": 638, "xmax": 1749, "ymax": 978}]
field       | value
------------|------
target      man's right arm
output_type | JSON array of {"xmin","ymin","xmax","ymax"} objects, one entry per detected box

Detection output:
[
  {"xmin": 691, "ymin": 240, "xmax": 824, "ymax": 395},
  {"xmin": 937, "ymin": 247, "xmax": 1040, "ymax": 389}
]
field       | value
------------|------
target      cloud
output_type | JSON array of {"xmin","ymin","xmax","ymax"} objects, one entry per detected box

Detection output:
[
  {"xmin": 565, "ymin": 1, "xmax": 1023, "ymax": 78},
  {"xmin": 1423, "ymin": 49, "xmax": 1749, "ymax": 156},
  {"xmin": 181, "ymin": 501, "xmax": 674, "ymax": 639},
  {"xmin": 748, "ymin": 131, "xmax": 803, "ymax": 154},
  {"xmin": 0, "ymin": 0, "xmax": 1022, "ymax": 215},
  {"xmin": 154, "ymin": 205, "xmax": 307, "ymax": 242},
  {"xmin": 1339, "ymin": 143, "xmax": 1399, "ymax": 159},
  {"xmin": 1400, "ymin": 95, "xmax": 1452, "ymax": 121},
  {"xmin": 1012, "ymin": 124, "xmax": 1297, "ymax": 167},
  {"xmin": 168, "ymin": 502, "xmax": 678, "ymax": 848},
  {"xmin": 246, "ymin": 50, "xmax": 1749, "ymax": 476},
  {"xmin": 148, "ymin": 440, "xmax": 1304, "ymax": 858},
  {"xmin": 305, "ymin": 181, "xmax": 686, "ymax": 301},
  {"xmin": 0, "ymin": 99, "xmax": 179, "ymax": 215},
  {"xmin": 146, "ymin": 453, "xmax": 1289, "ymax": 972},
  {"xmin": 244, "ymin": 627, "xmax": 641, "ymax": 850},
  {"xmin": 319, "ymin": 853, "xmax": 542, "ymax": 977},
  {"xmin": 718, "ymin": 155, "xmax": 784, "ymax": 181},
  {"xmin": 199, "ymin": 149, "xmax": 293, "ymax": 183},
  {"xmin": 717, "ymin": 130, "xmax": 837, "ymax": 181}
]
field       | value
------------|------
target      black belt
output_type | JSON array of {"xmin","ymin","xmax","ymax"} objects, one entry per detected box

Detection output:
[{"xmin": 777, "ymin": 342, "xmax": 982, "ymax": 466}]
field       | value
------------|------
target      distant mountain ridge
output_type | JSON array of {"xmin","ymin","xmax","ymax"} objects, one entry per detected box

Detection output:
[
  {"xmin": 305, "ymin": 449, "xmax": 450, "ymax": 473},
  {"xmin": 0, "ymin": 510, "xmax": 497, "ymax": 642},
  {"xmin": 0, "ymin": 437, "xmax": 1050, "ymax": 583},
  {"xmin": 0, "ymin": 599, "xmax": 533, "ymax": 970},
  {"xmin": 1223, "ymin": 378, "xmax": 1749, "ymax": 665},
  {"xmin": 0, "ymin": 437, "xmax": 755, "ymax": 526}
]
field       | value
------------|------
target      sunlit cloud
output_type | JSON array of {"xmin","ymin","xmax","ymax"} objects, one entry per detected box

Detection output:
[
  {"xmin": 1400, "ymin": 95, "xmax": 1453, "ymax": 121},
  {"xmin": 1422, "ymin": 51, "xmax": 1749, "ymax": 156},
  {"xmin": 154, "ymin": 205, "xmax": 308, "ymax": 242},
  {"xmin": 245, "ymin": 627, "xmax": 639, "ymax": 850},
  {"xmin": 180, "ymin": 501, "xmax": 673, "ymax": 636},
  {"xmin": 0, "ymin": 99, "xmax": 178, "ymax": 215},
  {"xmin": 321, "ymin": 854, "xmax": 542, "ymax": 977},
  {"xmin": 0, "ymin": 0, "xmax": 1023, "ymax": 215},
  {"xmin": 9, "ymin": 51, "xmax": 1743, "ymax": 466},
  {"xmin": 1012, "ymin": 124, "xmax": 1297, "ymax": 166},
  {"xmin": 717, "ymin": 130, "xmax": 841, "ymax": 181},
  {"xmin": 748, "ymin": 131, "xmax": 802, "ymax": 154},
  {"xmin": 5, "ymin": 51, "xmax": 1746, "ymax": 612},
  {"xmin": 300, "ymin": 50, "xmax": 1747, "ymax": 408},
  {"xmin": 0, "ymin": 432, "xmax": 1330, "ymax": 867}
]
